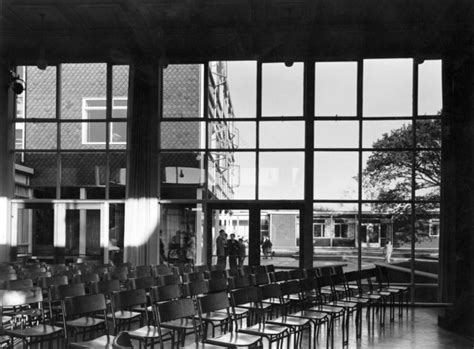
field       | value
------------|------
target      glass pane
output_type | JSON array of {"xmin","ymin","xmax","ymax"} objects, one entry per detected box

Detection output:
[
  {"xmin": 109, "ymin": 203, "xmax": 125, "ymax": 265},
  {"xmin": 61, "ymin": 122, "xmax": 106, "ymax": 149},
  {"xmin": 162, "ymin": 204, "xmax": 203, "ymax": 265},
  {"xmin": 416, "ymin": 119, "xmax": 441, "ymax": 148},
  {"xmin": 113, "ymin": 65, "xmax": 129, "ymax": 108},
  {"xmin": 418, "ymin": 60, "xmax": 442, "ymax": 116},
  {"xmin": 262, "ymin": 63, "xmax": 303, "ymax": 117},
  {"xmin": 110, "ymin": 152, "xmax": 127, "ymax": 199},
  {"xmin": 414, "ymin": 203, "xmax": 439, "ymax": 301},
  {"xmin": 363, "ymin": 59, "xmax": 413, "ymax": 117},
  {"xmin": 160, "ymin": 152, "xmax": 204, "ymax": 199},
  {"xmin": 25, "ymin": 66, "xmax": 57, "ymax": 119},
  {"xmin": 314, "ymin": 121, "xmax": 359, "ymax": 148},
  {"xmin": 208, "ymin": 151, "xmax": 255, "ymax": 200},
  {"xmin": 260, "ymin": 121, "xmax": 305, "ymax": 148},
  {"xmin": 314, "ymin": 152, "xmax": 358, "ymax": 200},
  {"xmin": 363, "ymin": 151, "xmax": 412, "ymax": 200},
  {"xmin": 24, "ymin": 123, "xmax": 57, "ymax": 149},
  {"xmin": 209, "ymin": 121, "xmax": 254, "ymax": 149},
  {"xmin": 161, "ymin": 121, "xmax": 205, "ymax": 149},
  {"xmin": 17, "ymin": 152, "xmax": 57, "ymax": 199},
  {"xmin": 25, "ymin": 206, "xmax": 55, "ymax": 256},
  {"xmin": 260, "ymin": 209, "xmax": 299, "ymax": 269},
  {"xmin": 259, "ymin": 152, "xmax": 304, "ymax": 200},
  {"xmin": 363, "ymin": 120, "xmax": 412, "ymax": 148},
  {"xmin": 61, "ymin": 63, "xmax": 107, "ymax": 119},
  {"xmin": 210, "ymin": 209, "xmax": 249, "ymax": 268},
  {"xmin": 313, "ymin": 204, "xmax": 357, "ymax": 252},
  {"xmin": 61, "ymin": 152, "xmax": 106, "ymax": 199},
  {"xmin": 415, "ymin": 150, "xmax": 441, "ymax": 201},
  {"xmin": 163, "ymin": 64, "xmax": 204, "ymax": 118},
  {"xmin": 315, "ymin": 62, "xmax": 357, "ymax": 116},
  {"xmin": 226, "ymin": 61, "xmax": 256, "ymax": 117},
  {"xmin": 110, "ymin": 122, "xmax": 127, "ymax": 148},
  {"xmin": 66, "ymin": 209, "xmax": 102, "ymax": 257}
]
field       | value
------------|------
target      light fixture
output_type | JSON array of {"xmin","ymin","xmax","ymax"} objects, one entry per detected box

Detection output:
[
  {"xmin": 9, "ymin": 71, "xmax": 25, "ymax": 95},
  {"xmin": 284, "ymin": 60, "xmax": 294, "ymax": 67},
  {"xmin": 179, "ymin": 169, "xmax": 184, "ymax": 178}
]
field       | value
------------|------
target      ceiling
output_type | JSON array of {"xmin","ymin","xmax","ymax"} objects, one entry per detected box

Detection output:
[{"xmin": 1, "ymin": 0, "xmax": 474, "ymax": 65}]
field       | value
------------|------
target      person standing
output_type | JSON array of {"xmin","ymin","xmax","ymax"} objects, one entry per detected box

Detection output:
[
  {"xmin": 237, "ymin": 238, "xmax": 246, "ymax": 267},
  {"xmin": 262, "ymin": 236, "xmax": 273, "ymax": 259},
  {"xmin": 384, "ymin": 240, "xmax": 393, "ymax": 263},
  {"xmin": 216, "ymin": 229, "xmax": 227, "ymax": 268},
  {"xmin": 227, "ymin": 234, "xmax": 240, "ymax": 269}
]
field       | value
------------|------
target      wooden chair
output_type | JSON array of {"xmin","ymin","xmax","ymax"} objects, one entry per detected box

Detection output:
[
  {"xmin": 109, "ymin": 289, "xmax": 147, "ymax": 333},
  {"xmin": 63, "ymin": 293, "xmax": 111, "ymax": 344},
  {"xmin": 196, "ymin": 291, "xmax": 264, "ymax": 348},
  {"xmin": 1, "ymin": 286, "xmax": 63, "ymax": 348},
  {"xmin": 49, "ymin": 283, "xmax": 86, "ymax": 325}
]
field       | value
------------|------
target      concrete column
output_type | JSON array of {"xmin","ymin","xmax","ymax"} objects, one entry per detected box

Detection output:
[
  {"xmin": 0, "ymin": 63, "xmax": 15, "ymax": 262},
  {"xmin": 123, "ymin": 61, "xmax": 160, "ymax": 266},
  {"xmin": 438, "ymin": 57, "xmax": 474, "ymax": 335}
]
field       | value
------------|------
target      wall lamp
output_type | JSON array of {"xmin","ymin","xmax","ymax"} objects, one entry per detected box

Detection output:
[{"xmin": 9, "ymin": 70, "xmax": 25, "ymax": 95}]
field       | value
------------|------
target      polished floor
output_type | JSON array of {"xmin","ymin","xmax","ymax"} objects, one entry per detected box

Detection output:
[{"xmin": 10, "ymin": 307, "xmax": 473, "ymax": 348}]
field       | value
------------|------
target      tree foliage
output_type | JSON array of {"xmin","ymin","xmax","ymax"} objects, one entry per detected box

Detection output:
[{"xmin": 364, "ymin": 119, "xmax": 441, "ymax": 244}]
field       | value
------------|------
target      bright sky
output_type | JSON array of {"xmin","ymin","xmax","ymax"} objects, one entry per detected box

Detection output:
[{"xmin": 225, "ymin": 59, "xmax": 442, "ymax": 200}]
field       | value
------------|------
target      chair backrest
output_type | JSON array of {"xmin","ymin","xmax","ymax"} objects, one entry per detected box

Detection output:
[
  {"xmin": 252, "ymin": 272, "xmax": 270, "ymax": 286},
  {"xmin": 111, "ymin": 288, "xmax": 148, "ymax": 310},
  {"xmin": 47, "ymin": 264, "xmax": 69, "ymax": 275},
  {"xmin": 279, "ymin": 280, "xmax": 301, "ymax": 298},
  {"xmin": 158, "ymin": 273, "xmax": 181, "ymax": 286},
  {"xmin": 230, "ymin": 286, "xmax": 261, "ymax": 307},
  {"xmin": 6, "ymin": 278, "xmax": 33, "ymax": 290},
  {"xmin": 288, "ymin": 269, "xmax": 304, "ymax": 281},
  {"xmin": 271, "ymin": 271, "xmax": 289, "ymax": 283},
  {"xmin": 319, "ymin": 266, "xmax": 333, "ymax": 276},
  {"xmin": 193, "ymin": 265, "xmax": 210, "ymax": 274},
  {"xmin": 0, "ymin": 272, "xmax": 17, "ymax": 281},
  {"xmin": 264, "ymin": 264, "xmax": 275, "ymax": 273},
  {"xmin": 187, "ymin": 280, "xmax": 209, "ymax": 298},
  {"xmin": 150, "ymin": 284, "xmax": 182, "ymax": 302},
  {"xmin": 152, "ymin": 264, "xmax": 172, "ymax": 277},
  {"xmin": 39, "ymin": 275, "xmax": 68, "ymax": 289},
  {"xmin": 50, "ymin": 283, "xmax": 86, "ymax": 301},
  {"xmin": 305, "ymin": 268, "xmax": 320, "ymax": 278},
  {"xmin": 178, "ymin": 265, "xmax": 193, "ymax": 274},
  {"xmin": 155, "ymin": 297, "xmax": 197, "ymax": 323},
  {"xmin": 128, "ymin": 276, "xmax": 159, "ymax": 290},
  {"xmin": 260, "ymin": 283, "xmax": 283, "ymax": 301},
  {"xmin": 252, "ymin": 266, "xmax": 267, "ymax": 274},
  {"xmin": 227, "ymin": 275, "xmax": 251, "ymax": 290},
  {"xmin": 207, "ymin": 277, "xmax": 227, "ymax": 293},
  {"xmin": 133, "ymin": 265, "xmax": 152, "ymax": 278},
  {"xmin": 64, "ymin": 293, "xmax": 107, "ymax": 318},
  {"xmin": 90, "ymin": 279, "xmax": 121, "ymax": 295},
  {"xmin": 239, "ymin": 265, "xmax": 252, "ymax": 276},
  {"xmin": 225, "ymin": 268, "xmax": 240, "ymax": 278},
  {"xmin": 107, "ymin": 270, "xmax": 128, "ymax": 282},
  {"xmin": 198, "ymin": 291, "xmax": 230, "ymax": 313},
  {"xmin": 73, "ymin": 273, "xmax": 100, "ymax": 285},
  {"xmin": 206, "ymin": 269, "xmax": 226, "ymax": 280},
  {"xmin": 332, "ymin": 265, "xmax": 344, "ymax": 275},
  {"xmin": 0, "ymin": 286, "xmax": 43, "ymax": 307},
  {"xmin": 182, "ymin": 271, "xmax": 205, "ymax": 283}
]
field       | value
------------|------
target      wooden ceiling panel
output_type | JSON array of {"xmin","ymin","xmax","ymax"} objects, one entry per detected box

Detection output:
[
  {"xmin": 6, "ymin": 4, "xmax": 72, "ymax": 31},
  {"xmin": 71, "ymin": 4, "xmax": 132, "ymax": 30}
]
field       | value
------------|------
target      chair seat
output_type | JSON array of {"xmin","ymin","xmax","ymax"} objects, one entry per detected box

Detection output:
[
  {"xmin": 66, "ymin": 316, "xmax": 105, "ymax": 328},
  {"xmin": 343, "ymin": 297, "xmax": 370, "ymax": 305},
  {"xmin": 67, "ymin": 334, "xmax": 115, "ymax": 349},
  {"xmin": 239, "ymin": 322, "xmax": 288, "ymax": 336},
  {"xmin": 199, "ymin": 311, "xmax": 230, "ymax": 322},
  {"xmin": 128, "ymin": 325, "xmax": 172, "ymax": 339},
  {"xmin": 107, "ymin": 310, "xmax": 141, "ymax": 320},
  {"xmin": 205, "ymin": 331, "xmax": 262, "ymax": 347},
  {"xmin": 182, "ymin": 343, "xmax": 227, "ymax": 349},
  {"xmin": 6, "ymin": 324, "xmax": 63, "ymax": 338},
  {"xmin": 162, "ymin": 317, "xmax": 195, "ymax": 330},
  {"xmin": 309, "ymin": 305, "xmax": 344, "ymax": 314},
  {"xmin": 267, "ymin": 315, "xmax": 310, "ymax": 328},
  {"xmin": 290, "ymin": 310, "xmax": 327, "ymax": 321}
]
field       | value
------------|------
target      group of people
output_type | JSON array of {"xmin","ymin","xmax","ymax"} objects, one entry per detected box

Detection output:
[{"xmin": 216, "ymin": 230, "xmax": 247, "ymax": 268}]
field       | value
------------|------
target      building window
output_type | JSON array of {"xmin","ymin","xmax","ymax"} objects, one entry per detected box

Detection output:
[
  {"xmin": 82, "ymin": 97, "xmax": 127, "ymax": 144},
  {"xmin": 334, "ymin": 219, "xmax": 349, "ymax": 238},
  {"xmin": 429, "ymin": 219, "xmax": 440, "ymax": 237},
  {"xmin": 313, "ymin": 219, "xmax": 326, "ymax": 238}
]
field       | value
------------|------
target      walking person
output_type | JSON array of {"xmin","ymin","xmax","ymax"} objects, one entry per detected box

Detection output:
[
  {"xmin": 216, "ymin": 229, "xmax": 227, "ymax": 268},
  {"xmin": 261, "ymin": 236, "xmax": 273, "ymax": 259},
  {"xmin": 237, "ymin": 238, "xmax": 246, "ymax": 267}
]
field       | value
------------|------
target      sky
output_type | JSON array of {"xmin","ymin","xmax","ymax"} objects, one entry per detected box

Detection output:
[{"xmin": 224, "ymin": 59, "xmax": 442, "ymax": 200}]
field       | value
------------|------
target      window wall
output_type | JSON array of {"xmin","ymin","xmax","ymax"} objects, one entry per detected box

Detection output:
[{"xmin": 13, "ymin": 64, "xmax": 128, "ymax": 258}]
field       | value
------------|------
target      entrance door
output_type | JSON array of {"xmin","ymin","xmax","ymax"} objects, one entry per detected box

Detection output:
[
  {"xmin": 206, "ymin": 203, "xmax": 303, "ymax": 268},
  {"xmin": 360, "ymin": 223, "xmax": 381, "ymax": 248}
]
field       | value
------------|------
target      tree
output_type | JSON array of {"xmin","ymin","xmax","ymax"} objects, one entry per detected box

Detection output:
[{"xmin": 363, "ymin": 118, "xmax": 441, "ymax": 244}]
